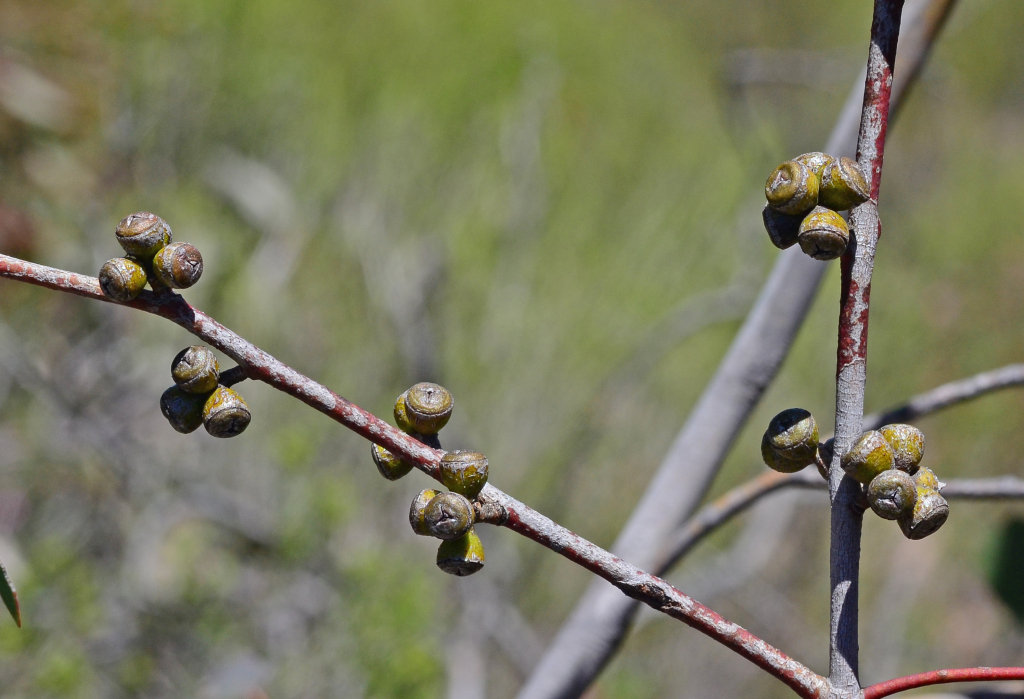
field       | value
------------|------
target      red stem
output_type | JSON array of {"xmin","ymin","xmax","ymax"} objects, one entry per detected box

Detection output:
[{"xmin": 863, "ymin": 667, "xmax": 1024, "ymax": 699}]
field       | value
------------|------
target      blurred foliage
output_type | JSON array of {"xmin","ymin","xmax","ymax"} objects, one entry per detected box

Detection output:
[{"xmin": 0, "ymin": 0, "xmax": 1023, "ymax": 697}]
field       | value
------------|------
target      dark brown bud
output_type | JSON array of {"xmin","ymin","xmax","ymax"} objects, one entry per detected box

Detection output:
[
  {"xmin": 898, "ymin": 489, "xmax": 949, "ymax": 540},
  {"xmin": 793, "ymin": 152, "xmax": 833, "ymax": 179},
  {"xmin": 765, "ymin": 160, "xmax": 819, "ymax": 216},
  {"xmin": 819, "ymin": 156, "xmax": 870, "ymax": 211},
  {"xmin": 797, "ymin": 206, "xmax": 849, "ymax": 260},
  {"xmin": 764, "ymin": 408, "xmax": 819, "ymax": 465},
  {"xmin": 436, "ymin": 529, "xmax": 485, "ymax": 576},
  {"xmin": 171, "ymin": 346, "xmax": 220, "ymax": 394},
  {"xmin": 152, "ymin": 242, "xmax": 203, "ymax": 289},
  {"xmin": 372, "ymin": 443, "xmax": 413, "ymax": 481},
  {"xmin": 393, "ymin": 392, "xmax": 415, "ymax": 433},
  {"xmin": 98, "ymin": 257, "xmax": 149, "ymax": 303},
  {"xmin": 404, "ymin": 382, "xmax": 454, "ymax": 435},
  {"xmin": 203, "ymin": 386, "xmax": 251, "ymax": 438},
  {"xmin": 867, "ymin": 469, "xmax": 917, "ymax": 520},
  {"xmin": 409, "ymin": 489, "xmax": 441, "ymax": 536},
  {"xmin": 439, "ymin": 450, "xmax": 489, "ymax": 498},
  {"xmin": 423, "ymin": 492, "xmax": 474, "ymax": 540},
  {"xmin": 160, "ymin": 386, "xmax": 207, "ymax": 434},
  {"xmin": 762, "ymin": 204, "xmax": 802, "ymax": 250},
  {"xmin": 841, "ymin": 431, "xmax": 895, "ymax": 484},
  {"xmin": 878, "ymin": 424, "xmax": 924, "ymax": 474},
  {"xmin": 115, "ymin": 212, "xmax": 172, "ymax": 260}
]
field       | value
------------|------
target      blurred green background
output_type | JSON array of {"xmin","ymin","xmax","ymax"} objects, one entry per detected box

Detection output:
[{"xmin": 1, "ymin": 0, "xmax": 1024, "ymax": 697}]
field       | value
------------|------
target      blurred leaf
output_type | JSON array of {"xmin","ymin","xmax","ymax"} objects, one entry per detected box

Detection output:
[
  {"xmin": 0, "ymin": 556, "xmax": 20, "ymax": 628},
  {"xmin": 989, "ymin": 518, "xmax": 1024, "ymax": 624}
]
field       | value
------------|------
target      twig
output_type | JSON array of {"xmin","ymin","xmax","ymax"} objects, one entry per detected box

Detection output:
[
  {"xmin": 0, "ymin": 253, "xmax": 830, "ymax": 698},
  {"xmin": 517, "ymin": 2, "xmax": 958, "ymax": 695},
  {"xmin": 863, "ymin": 668, "xmax": 1024, "ymax": 699}
]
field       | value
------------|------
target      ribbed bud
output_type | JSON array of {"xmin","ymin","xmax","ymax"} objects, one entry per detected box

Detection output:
[
  {"xmin": 423, "ymin": 492, "xmax": 475, "ymax": 541},
  {"xmin": 898, "ymin": 489, "xmax": 949, "ymax": 540},
  {"xmin": 867, "ymin": 469, "xmax": 918, "ymax": 520},
  {"xmin": 171, "ymin": 346, "xmax": 220, "ymax": 394},
  {"xmin": 372, "ymin": 443, "xmax": 413, "ymax": 481},
  {"xmin": 404, "ymin": 382, "xmax": 454, "ymax": 435},
  {"xmin": 762, "ymin": 204, "xmax": 802, "ymax": 251},
  {"xmin": 765, "ymin": 161, "xmax": 819, "ymax": 216},
  {"xmin": 819, "ymin": 156, "xmax": 870, "ymax": 211},
  {"xmin": 841, "ymin": 431, "xmax": 895, "ymax": 484},
  {"xmin": 99, "ymin": 257, "xmax": 149, "ymax": 303},
  {"xmin": 160, "ymin": 386, "xmax": 207, "ymax": 434},
  {"xmin": 439, "ymin": 450, "xmax": 489, "ymax": 498},
  {"xmin": 879, "ymin": 424, "xmax": 925, "ymax": 474},
  {"xmin": 115, "ymin": 212, "xmax": 172, "ymax": 260},
  {"xmin": 152, "ymin": 242, "xmax": 203, "ymax": 289},
  {"xmin": 203, "ymin": 386, "xmax": 251, "ymax": 438},
  {"xmin": 409, "ymin": 489, "xmax": 440, "ymax": 536},
  {"xmin": 798, "ymin": 206, "xmax": 849, "ymax": 260},
  {"xmin": 436, "ymin": 529, "xmax": 485, "ymax": 576}
]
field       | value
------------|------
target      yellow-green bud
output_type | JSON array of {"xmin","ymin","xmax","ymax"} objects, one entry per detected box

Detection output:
[
  {"xmin": 793, "ymin": 152, "xmax": 833, "ymax": 179},
  {"xmin": 898, "ymin": 489, "xmax": 949, "ymax": 540},
  {"xmin": 171, "ymin": 346, "xmax": 220, "ymax": 394},
  {"xmin": 99, "ymin": 257, "xmax": 149, "ymax": 303},
  {"xmin": 439, "ymin": 450, "xmax": 489, "ymax": 498},
  {"xmin": 879, "ymin": 424, "xmax": 924, "ymax": 474},
  {"xmin": 914, "ymin": 466, "xmax": 942, "ymax": 492},
  {"xmin": 160, "ymin": 386, "xmax": 208, "ymax": 434},
  {"xmin": 765, "ymin": 160, "xmax": 819, "ymax": 216},
  {"xmin": 436, "ymin": 528, "xmax": 485, "ymax": 576},
  {"xmin": 798, "ymin": 206, "xmax": 849, "ymax": 261},
  {"xmin": 867, "ymin": 469, "xmax": 918, "ymax": 520},
  {"xmin": 765, "ymin": 408, "xmax": 819, "ymax": 464},
  {"xmin": 115, "ymin": 211, "xmax": 172, "ymax": 260},
  {"xmin": 841, "ymin": 431, "xmax": 895, "ymax": 484},
  {"xmin": 393, "ymin": 392, "xmax": 414, "ymax": 433},
  {"xmin": 404, "ymin": 382, "xmax": 453, "ymax": 435},
  {"xmin": 761, "ymin": 432, "xmax": 808, "ymax": 473},
  {"xmin": 423, "ymin": 492, "xmax": 474, "ymax": 541},
  {"xmin": 152, "ymin": 242, "xmax": 203, "ymax": 289},
  {"xmin": 409, "ymin": 489, "xmax": 441, "ymax": 536},
  {"xmin": 371, "ymin": 443, "xmax": 413, "ymax": 481},
  {"xmin": 819, "ymin": 156, "xmax": 870, "ymax": 211},
  {"xmin": 203, "ymin": 386, "xmax": 251, "ymax": 438}
]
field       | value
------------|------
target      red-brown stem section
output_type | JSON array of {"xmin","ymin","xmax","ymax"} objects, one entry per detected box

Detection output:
[
  {"xmin": 0, "ymin": 253, "xmax": 828, "ymax": 698},
  {"xmin": 862, "ymin": 667, "xmax": 1024, "ymax": 699},
  {"xmin": 830, "ymin": 1, "xmax": 906, "ymax": 695}
]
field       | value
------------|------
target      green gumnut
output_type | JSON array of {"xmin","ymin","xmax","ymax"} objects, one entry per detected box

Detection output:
[
  {"xmin": 436, "ymin": 529, "xmax": 485, "ymax": 576},
  {"xmin": 439, "ymin": 450, "xmax": 489, "ymax": 498},
  {"xmin": 841, "ymin": 431, "xmax": 895, "ymax": 484}
]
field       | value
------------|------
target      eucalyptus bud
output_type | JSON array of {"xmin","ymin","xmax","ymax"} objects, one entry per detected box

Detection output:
[
  {"xmin": 765, "ymin": 160, "xmax": 819, "ymax": 216},
  {"xmin": 815, "ymin": 438, "xmax": 835, "ymax": 480},
  {"xmin": 152, "ymin": 242, "xmax": 203, "ymax": 289},
  {"xmin": 841, "ymin": 431, "xmax": 895, "ymax": 484},
  {"xmin": 171, "ymin": 346, "xmax": 220, "ymax": 394},
  {"xmin": 798, "ymin": 206, "xmax": 849, "ymax": 261},
  {"xmin": 764, "ymin": 408, "xmax": 819, "ymax": 465},
  {"xmin": 867, "ymin": 470, "xmax": 918, "ymax": 520},
  {"xmin": 793, "ymin": 152, "xmax": 833, "ymax": 179},
  {"xmin": 98, "ymin": 257, "xmax": 149, "ymax": 303},
  {"xmin": 160, "ymin": 386, "xmax": 208, "ymax": 434},
  {"xmin": 439, "ymin": 450, "xmax": 489, "ymax": 498},
  {"xmin": 409, "ymin": 489, "xmax": 441, "ymax": 536},
  {"xmin": 404, "ymin": 382, "xmax": 454, "ymax": 435},
  {"xmin": 436, "ymin": 529, "xmax": 485, "ymax": 576},
  {"xmin": 115, "ymin": 211, "xmax": 172, "ymax": 260},
  {"xmin": 203, "ymin": 386, "xmax": 251, "ymax": 438},
  {"xmin": 372, "ymin": 443, "xmax": 413, "ymax": 481},
  {"xmin": 393, "ymin": 392, "xmax": 415, "ymax": 433},
  {"xmin": 914, "ymin": 466, "xmax": 943, "ymax": 492},
  {"xmin": 898, "ymin": 489, "xmax": 949, "ymax": 540},
  {"xmin": 819, "ymin": 156, "xmax": 870, "ymax": 211},
  {"xmin": 423, "ymin": 492, "xmax": 475, "ymax": 541},
  {"xmin": 879, "ymin": 424, "xmax": 924, "ymax": 474},
  {"xmin": 762, "ymin": 205, "xmax": 802, "ymax": 251}
]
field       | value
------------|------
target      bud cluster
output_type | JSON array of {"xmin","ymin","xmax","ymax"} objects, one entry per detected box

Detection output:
[
  {"xmin": 99, "ymin": 212, "xmax": 204, "ymax": 302},
  {"xmin": 160, "ymin": 346, "xmax": 251, "ymax": 439}
]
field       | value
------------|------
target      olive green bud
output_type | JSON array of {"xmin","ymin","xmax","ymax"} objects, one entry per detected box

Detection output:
[
  {"xmin": 203, "ymin": 386, "xmax": 251, "ymax": 438},
  {"xmin": 152, "ymin": 242, "xmax": 203, "ymax": 289},
  {"xmin": 913, "ymin": 466, "xmax": 943, "ymax": 492},
  {"xmin": 898, "ymin": 489, "xmax": 949, "ymax": 540},
  {"xmin": 98, "ymin": 257, "xmax": 149, "ymax": 303},
  {"xmin": 404, "ymin": 382, "xmax": 454, "ymax": 435},
  {"xmin": 372, "ymin": 443, "xmax": 413, "ymax": 481},
  {"xmin": 765, "ymin": 160, "xmax": 819, "ymax": 216},
  {"xmin": 393, "ymin": 392, "xmax": 415, "ymax": 433},
  {"xmin": 761, "ymin": 432, "xmax": 808, "ymax": 474},
  {"xmin": 819, "ymin": 156, "xmax": 870, "ymax": 211},
  {"xmin": 867, "ymin": 469, "xmax": 918, "ymax": 520},
  {"xmin": 762, "ymin": 204, "xmax": 802, "ymax": 251},
  {"xmin": 815, "ymin": 438, "xmax": 835, "ymax": 481},
  {"xmin": 439, "ymin": 450, "xmax": 489, "ymax": 498},
  {"xmin": 764, "ymin": 408, "xmax": 819, "ymax": 464},
  {"xmin": 115, "ymin": 211, "xmax": 172, "ymax": 260},
  {"xmin": 878, "ymin": 424, "xmax": 924, "ymax": 474},
  {"xmin": 436, "ymin": 528, "xmax": 485, "ymax": 576},
  {"xmin": 841, "ymin": 430, "xmax": 895, "ymax": 484},
  {"xmin": 798, "ymin": 206, "xmax": 850, "ymax": 261},
  {"xmin": 409, "ymin": 489, "xmax": 441, "ymax": 536},
  {"xmin": 171, "ymin": 346, "xmax": 220, "ymax": 394},
  {"xmin": 423, "ymin": 492, "xmax": 475, "ymax": 541},
  {"xmin": 160, "ymin": 385, "xmax": 208, "ymax": 434},
  {"xmin": 793, "ymin": 152, "xmax": 833, "ymax": 179}
]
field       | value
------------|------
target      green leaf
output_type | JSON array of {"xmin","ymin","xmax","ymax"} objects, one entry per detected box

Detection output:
[{"xmin": 0, "ymin": 556, "xmax": 21, "ymax": 628}]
